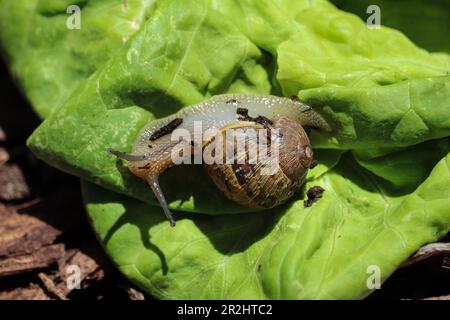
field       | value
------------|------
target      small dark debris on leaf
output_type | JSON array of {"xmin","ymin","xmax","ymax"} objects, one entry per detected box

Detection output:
[
  {"xmin": 304, "ymin": 186, "xmax": 324, "ymax": 207},
  {"xmin": 227, "ymin": 98, "xmax": 238, "ymax": 104},
  {"xmin": 237, "ymin": 109, "xmax": 273, "ymax": 128},
  {"xmin": 149, "ymin": 118, "xmax": 183, "ymax": 141},
  {"xmin": 309, "ymin": 160, "xmax": 318, "ymax": 169},
  {"xmin": 236, "ymin": 107, "xmax": 248, "ymax": 117},
  {"xmin": 254, "ymin": 115, "xmax": 274, "ymax": 126}
]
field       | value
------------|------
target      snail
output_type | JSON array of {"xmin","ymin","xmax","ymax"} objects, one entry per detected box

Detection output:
[{"xmin": 108, "ymin": 94, "xmax": 330, "ymax": 226}]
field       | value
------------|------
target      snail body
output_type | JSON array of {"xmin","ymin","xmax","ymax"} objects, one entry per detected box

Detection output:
[{"xmin": 108, "ymin": 94, "xmax": 330, "ymax": 226}]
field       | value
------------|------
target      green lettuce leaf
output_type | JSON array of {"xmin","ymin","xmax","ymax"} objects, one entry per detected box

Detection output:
[
  {"xmin": 331, "ymin": 0, "xmax": 450, "ymax": 53},
  {"xmin": 274, "ymin": 3, "xmax": 450, "ymax": 189},
  {"xmin": 0, "ymin": 0, "xmax": 156, "ymax": 118},
  {"xmin": 84, "ymin": 153, "xmax": 450, "ymax": 299},
  {"xmin": 26, "ymin": 0, "xmax": 278, "ymax": 213},
  {"xmin": 27, "ymin": 0, "xmax": 450, "ymax": 210},
  {"xmin": 277, "ymin": 6, "xmax": 450, "ymax": 93},
  {"xmin": 1, "ymin": 0, "xmax": 449, "ymax": 299}
]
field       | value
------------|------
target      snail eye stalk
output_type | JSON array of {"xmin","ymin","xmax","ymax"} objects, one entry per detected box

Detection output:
[
  {"xmin": 148, "ymin": 177, "xmax": 176, "ymax": 227},
  {"xmin": 107, "ymin": 147, "xmax": 151, "ymax": 162},
  {"xmin": 107, "ymin": 147, "xmax": 177, "ymax": 227}
]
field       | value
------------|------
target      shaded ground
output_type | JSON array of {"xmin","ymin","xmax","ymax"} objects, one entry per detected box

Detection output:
[{"xmin": 0, "ymin": 62, "xmax": 448, "ymax": 300}]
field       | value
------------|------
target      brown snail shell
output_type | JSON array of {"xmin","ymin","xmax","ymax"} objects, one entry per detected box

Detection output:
[{"xmin": 203, "ymin": 117, "xmax": 313, "ymax": 209}]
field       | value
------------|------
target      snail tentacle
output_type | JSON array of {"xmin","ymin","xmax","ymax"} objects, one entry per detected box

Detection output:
[
  {"xmin": 148, "ymin": 177, "xmax": 176, "ymax": 227},
  {"xmin": 107, "ymin": 147, "xmax": 152, "ymax": 162}
]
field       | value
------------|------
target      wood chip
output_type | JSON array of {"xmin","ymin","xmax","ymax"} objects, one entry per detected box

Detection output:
[
  {"xmin": 0, "ymin": 126, "xmax": 6, "ymax": 143},
  {"xmin": 0, "ymin": 203, "xmax": 14, "ymax": 220},
  {"xmin": 66, "ymin": 250, "xmax": 105, "ymax": 284},
  {"xmin": 0, "ymin": 209, "xmax": 61, "ymax": 257},
  {"xmin": 401, "ymin": 242, "xmax": 450, "ymax": 268},
  {"xmin": 0, "ymin": 164, "xmax": 30, "ymax": 201},
  {"xmin": 0, "ymin": 244, "xmax": 64, "ymax": 277},
  {"xmin": 423, "ymin": 294, "xmax": 450, "ymax": 300},
  {"xmin": 36, "ymin": 249, "xmax": 105, "ymax": 298},
  {"xmin": 61, "ymin": 249, "xmax": 104, "ymax": 287},
  {"xmin": 0, "ymin": 148, "xmax": 8, "ymax": 166},
  {"xmin": 0, "ymin": 283, "xmax": 50, "ymax": 300},
  {"xmin": 38, "ymin": 272, "xmax": 68, "ymax": 300},
  {"xmin": 443, "ymin": 257, "xmax": 450, "ymax": 269},
  {"xmin": 127, "ymin": 287, "xmax": 145, "ymax": 300}
]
